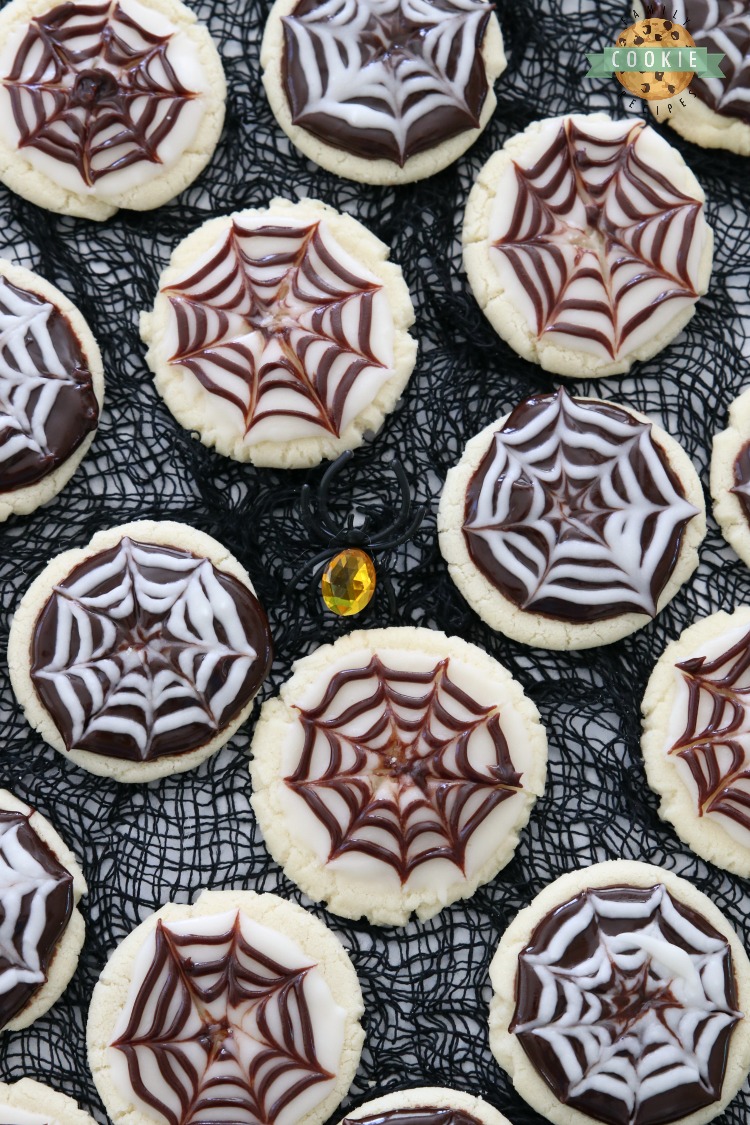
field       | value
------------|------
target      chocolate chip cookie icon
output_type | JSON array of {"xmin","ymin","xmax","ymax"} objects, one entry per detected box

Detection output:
[{"xmin": 615, "ymin": 18, "xmax": 695, "ymax": 100}]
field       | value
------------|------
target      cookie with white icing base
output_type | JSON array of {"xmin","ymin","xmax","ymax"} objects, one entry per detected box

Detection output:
[
  {"xmin": 438, "ymin": 389, "xmax": 705, "ymax": 651},
  {"xmin": 0, "ymin": 0, "xmax": 226, "ymax": 221},
  {"xmin": 250, "ymin": 627, "xmax": 547, "ymax": 927},
  {"xmin": 0, "ymin": 789, "xmax": 86, "ymax": 1032},
  {"xmin": 88, "ymin": 888, "xmax": 365, "ymax": 1125},
  {"xmin": 338, "ymin": 1087, "xmax": 513, "ymax": 1125},
  {"xmin": 0, "ymin": 259, "xmax": 103, "ymax": 522},
  {"xmin": 0, "ymin": 1079, "xmax": 97, "ymax": 1124},
  {"xmin": 7, "ymin": 520, "xmax": 272, "ymax": 784},
  {"xmin": 262, "ymin": 0, "xmax": 505, "ymax": 185},
  {"xmin": 710, "ymin": 386, "xmax": 750, "ymax": 568},
  {"xmin": 141, "ymin": 198, "xmax": 417, "ymax": 468},
  {"xmin": 463, "ymin": 112, "xmax": 713, "ymax": 378},
  {"xmin": 489, "ymin": 860, "xmax": 750, "ymax": 1125},
  {"xmin": 642, "ymin": 606, "xmax": 750, "ymax": 877}
]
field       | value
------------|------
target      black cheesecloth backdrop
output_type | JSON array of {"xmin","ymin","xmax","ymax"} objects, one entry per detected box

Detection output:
[{"xmin": 0, "ymin": 0, "xmax": 748, "ymax": 1121}]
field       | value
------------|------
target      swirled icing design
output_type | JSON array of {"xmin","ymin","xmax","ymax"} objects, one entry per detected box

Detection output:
[
  {"xmin": 684, "ymin": 0, "xmax": 750, "ymax": 123},
  {"xmin": 0, "ymin": 0, "xmax": 207, "ymax": 194},
  {"xmin": 462, "ymin": 388, "xmax": 699, "ymax": 622},
  {"xmin": 162, "ymin": 214, "xmax": 395, "ymax": 446},
  {"xmin": 0, "ymin": 276, "xmax": 98, "ymax": 493},
  {"xmin": 30, "ymin": 537, "xmax": 272, "ymax": 763},
  {"xmin": 283, "ymin": 651, "xmax": 526, "ymax": 884},
  {"xmin": 668, "ymin": 621, "xmax": 750, "ymax": 848},
  {"xmin": 0, "ymin": 808, "xmax": 74, "ymax": 1029},
  {"xmin": 109, "ymin": 909, "xmax": 346, "ymax": 1125},
  {"xmin": 281, "ymin": 0, "xmax": 493, "ymax": 164},
  {"xmin": 511, "ymin": 883, "xmax": 741, "ymax": 1125},
  {"xmin": 488, "ymin": 116, "xmax": 709, "ymax": 362}
]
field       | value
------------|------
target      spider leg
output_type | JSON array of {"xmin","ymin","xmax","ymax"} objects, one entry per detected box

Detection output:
[
  {"xmin": 317, "ymin": 451, "xmax": 354, "ymax": 538},
  {"xmin": 288, "ymin": 547, "xmax": 340, "ymax": 588},
  {"xmin": 369, "ymin": 503, "xmax": 427, "ymax": 553},
  {"xmin": 376, "ymin": 568, "xmax": 397, "ymax": 615},
  {"xmin": 298, "ymin": 482, "xmax": 327, "ymax": 543}
]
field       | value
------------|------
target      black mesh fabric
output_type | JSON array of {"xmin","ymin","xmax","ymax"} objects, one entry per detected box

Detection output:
[{"xmin": 0, "ymin": 0, "xmax": 748, "ymax": 1122}]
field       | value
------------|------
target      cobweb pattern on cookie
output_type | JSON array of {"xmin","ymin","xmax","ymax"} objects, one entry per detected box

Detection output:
[
  {"xmin": 30, "ymin": 537, "xmax": 268, "ymax": 763},
  {"xmin": 511, "ymin": 884, "xmax": 741, "ymax": 1125},
  {"xmin": 687, "ymin": 0, "xmax": 750, "ymax": 121},
  {"xmin": 463, "ymin": 388, "xmax": 698, "ymax": 621},
  {"xmin": 282, "ymin": 0, "xmax": 492, "ymax": 165},
  {"xmin": 111, "ymin": 911, "xmax": 333, "ymax": 1125},
  {"xmin": 163, "ymin": 216, "xmax": 391, "ymax": 441},
  {"xmin": 2, "ymin": 0, "xmax": 198, "ymax": 187},
  {"xmin": 671, "ymin": 628, "xmax": 750, "ymax": 838},
  {"xmin": 286, "ymin": 654, "xmax": 523, "ymax": 882},
  {"xmin": 490, "ymin": 117, "xmax": 705, "ymax": 361}
]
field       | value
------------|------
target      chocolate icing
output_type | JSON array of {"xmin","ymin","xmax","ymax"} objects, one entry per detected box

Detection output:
[
  {"xmin": 285, "ymin": 654, "xmax": 523, "ymax": 882},
  {"xmin": 112, "ymin": 913, "xmax": 332, "ymax": 1125},
  {"xmin": 511, "ymin": 884, "xmax": 740, "ymax": 1125},
  {"xmin": 671, "ymin": 626, "xmax": 750, "ymax": 833},
  {"xmin": 685, "ymin": 0, "xmax": 750, "ymax": 124},
  {"xmin": 0, "ymin": 277, "xmax": 98, "ymax": 493},
  {"xmin": 732, "ymin": 439, "xmax": 750, "ymax": 526},
  {"xmin": 281, "ymin": 0, "xmax": 492, "ymax": 165},
  {"xmin": 30, "ymin": 537, "xmax": 273, "ymax": 762},
  {"xmin": 0, "ymin": 808, "xmax": 74, "ymax": 1029},
  {"xmin": 347, "ymin": 1110, "xmax": 481, "ymax": 1125},
  {"xmin": 463, "ymin": 388, "xmax": 697, "ymax": 622},
  {"xmin": 3, "ymin": 0, "xmax": 199, "ymax": 186}
]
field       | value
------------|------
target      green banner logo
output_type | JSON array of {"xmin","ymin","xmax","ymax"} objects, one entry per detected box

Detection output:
[{"xmin": 586, "ymin": 46, "xmax": 725, "ymax": 79}]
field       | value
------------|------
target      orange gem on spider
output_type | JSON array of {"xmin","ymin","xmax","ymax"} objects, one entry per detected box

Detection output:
[{"xmin": 321, "ymin": 549, "xmax": 376, "ymax": 615}]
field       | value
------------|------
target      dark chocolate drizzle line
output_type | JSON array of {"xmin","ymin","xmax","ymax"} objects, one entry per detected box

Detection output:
[
  {"xmin": 3, "ymin": 0, "xmax": 199, "ymax": 186},
  {"xmin": 463, "ymin": 388, "xmax": 696, "ymax": 623},
  {"xmin": 731, "ymin": 439, "xmax": 750, "ymax": 528},
  {"xmin": 112, "ymin": 913, "xmax": 333, "ymax": 1125},
  {"xmin": 511, "ymin": 884, "xmax": 740, "ymax": 1125},
  {"xmin": 0, "ymin": 277, "xmax": 98, "ymax": 493},
  {"xmin": 285, "ymin": 654, "xmax": 523, "ymax": 882},
  {"xmin": 165, "ymin": 218, "xmax": 385, "ymax": 437},
  {"xmin": 493, "ymin": 117, "xmax": 703, "ymax": 357},
  {"xmin": 281, "ymin": 0, "xmax": 491, "ymax": 165},
  {"xmin": 685, "ymin": 0, "xmax": 750, "ymax": 123},
  {"xmin": 30, "ymin": 537, "xmax": 273, "ymax": 763},
  {"xmin": 671, "ymin": 626, "xmax": 750, "ymax": 832},
  {"xmin": 0, "ymin": 808, "xmax": 74, "ymax": 1030},
  {"xmin": 347, "ymin": 1109, "xmax": 482, "ymax": 1125}
]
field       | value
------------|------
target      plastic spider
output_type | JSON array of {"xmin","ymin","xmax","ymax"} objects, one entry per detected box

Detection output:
[{"xmin": 296, "ymin": 451, "xmax": 426, "ymax": 613}]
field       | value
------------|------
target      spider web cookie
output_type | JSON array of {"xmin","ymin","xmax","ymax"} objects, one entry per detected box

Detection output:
[{"xmin": 250, "ymin": 627, "xmax": 547, "ymax": 926}]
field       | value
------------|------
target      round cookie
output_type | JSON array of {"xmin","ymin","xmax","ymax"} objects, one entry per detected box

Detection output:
[
  {"xmin": 7, "ymin": 519, "xmax": 273, "ymax": 784},
  {"xmin": 250, "ymin": 626, "xmax": 547, "ymax": 927},
  {"xmin": 141, "ymin": 197, "xmax": 417, "ymax": 468},
  {"xmin": 647, "ymin": 1, "xmax": 750, "ymax": 156},
  {"xmin": 710, "ymin": 386, "xmax": 750, "ymax": 568},
  {"xmin": 338, "ymin": 1087, "xmax": 513, "ymax": 1125},
  {"xmin": 489, "ymin": 860, "xmax": 750, "ymax": 1125},
  {"xmin": 0, "ymin": 0, "xmax": 226, "ymax": 220},
  {"xmin": 463, "ymin": 112, "xmax": 713, "ymax": 378},
  {"xmin": 0, "ymin": 259, "xmax": 103, "ymax": 522},
  {"xmin": 0, "ymin": 788, "xmax": 86, "ymax": 1032},
  {"xmin": 0, "ymin": 1079, "xmax": 97, "ymax": 1124},
  {"xmin": 438, "ymin": 388, "xmax": 705, "ymax": 651},
  {"xmin": 642, "ymin": 606, "xmax": 750, "ymax": 877},
  {"xmin": 88, "ymin": 887, "xmax": 365, "ymax": 1125},
  {"xmin": 261, "ymin": 0, "xmax": 505, "ymax": 185}
]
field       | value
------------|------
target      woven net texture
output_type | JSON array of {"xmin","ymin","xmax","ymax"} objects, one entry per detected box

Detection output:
[{"xmin": 0, "ymin": 0, "xmax": 748, "ymax": 1121}]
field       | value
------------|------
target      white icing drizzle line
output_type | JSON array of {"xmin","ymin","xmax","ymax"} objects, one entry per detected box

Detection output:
[
  {"xmin": 34, "ymin": 538, "xmax": 259, "ymax": 759},
  {"xmin": 282, "ymin": 0, "xmax": 490, "ymax": 159},
  {"xmin": 684, "ymin": 0, "xmax": 750, "ymax": 116},
  {"xmin": 514, "ymin": 885, "xmax": 741, "ymax": 1121},
  {"xmin": 163, "ymin": 214, "xmax": 395, "ymax": 445},
  {"xmin": 464, "ymin": 390, "xmax": 699, "ymax": 618}
]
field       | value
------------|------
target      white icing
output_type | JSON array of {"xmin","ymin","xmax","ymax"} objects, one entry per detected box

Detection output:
[
  {"xmin": 33, "ymin": 538, "xmax": 259, "ymax": 758},
  {"xmin": 514, "ymin": 884, "xmax": 741, "ymax": 1117},
  {"xmin": 463, "ymin": 389, "xmax": 698, "ymax": 618},
  {"xmin": 675, "ymin": 0, "xmax": 750, "ymax": 117},
  {"xmin": 487, "ymin": 114, "xmax": 709, "ymax": 361},
  {"xmin": 279, "ymin": 645, "xmax": 533, "ymax": 892},
  {"xmin": 108, "ymin": 909, "xmax": 347, "ymax": 1125},
  {"xmin": 0, "ymin": 278, "xmax": 86, "ymax": 475},
  {"xmin": 666, "ymin": 620, "xmax": 750, "ymax": 849},
  {"xmin": 163, "ymin": 213, "xmax": 396, "ymax": 446},
  {"xmin": 282, "ymin": 0, "xmax": 490, "ymax": 160},
  {"xmin": 0, "ymin": 0, "xmax": 208, "ymax": 199}
]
